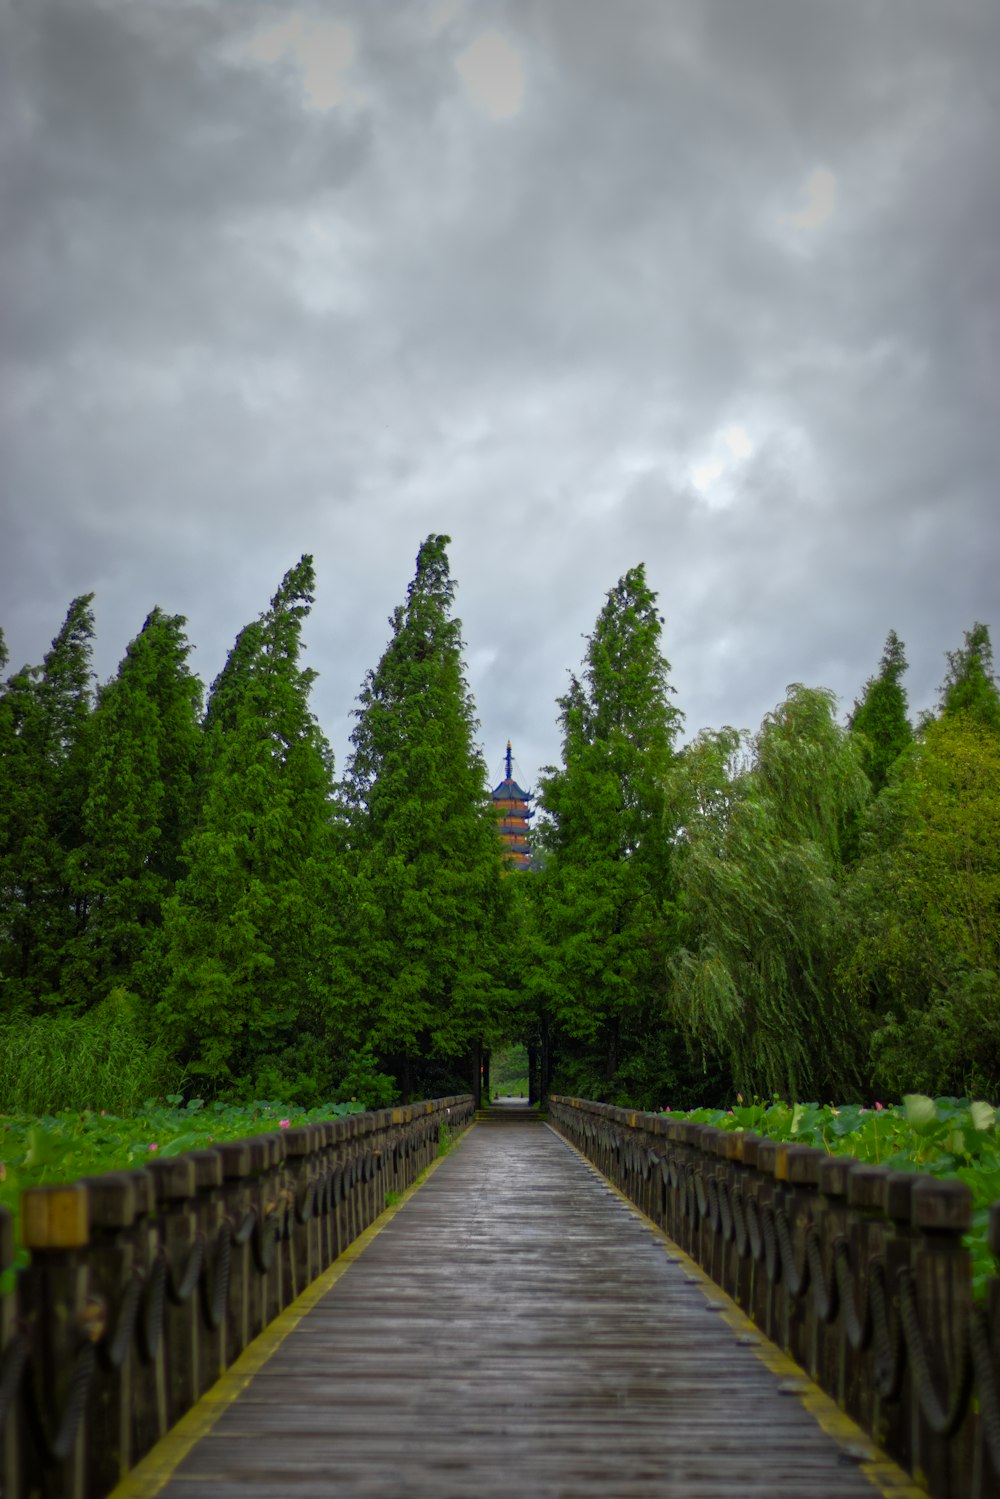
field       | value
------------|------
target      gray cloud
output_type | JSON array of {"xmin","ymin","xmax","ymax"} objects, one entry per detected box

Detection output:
[{"xmin": 2, "ymin": 0, "xmax": 998, "ymax": 790}]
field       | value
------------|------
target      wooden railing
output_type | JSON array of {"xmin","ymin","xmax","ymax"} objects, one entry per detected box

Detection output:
[
  {"xmin": 0, "ymin": 1095, "xmax": 474, "ymax": 1499},
  {"xmin": 549, "ymin": 1095, "xmax": 1000, "ymax": 1499}
]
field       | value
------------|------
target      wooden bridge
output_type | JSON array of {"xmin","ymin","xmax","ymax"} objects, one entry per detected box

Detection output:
[{"xmin": 2, "ymin": 1097, "xmax": 997, "ymax": 1498}]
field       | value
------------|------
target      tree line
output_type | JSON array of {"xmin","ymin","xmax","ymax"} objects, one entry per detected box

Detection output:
[{"xmin": 1, "ymin": 536, "xmax": 998, "ymax": 1111}]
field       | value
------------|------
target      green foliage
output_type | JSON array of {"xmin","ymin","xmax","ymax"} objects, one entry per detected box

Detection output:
[
  {"xmin": 0, "ymin": 597, "xmax": 95, "ymax": 1012},
  {"xmin": 153, "ymin": 557, "xmax": 347, "ymax": 1091},
  {"xmin": 938, "ymin": 622, "xmax": 1000, "ymax": 733},
  {"xmin": 664, "ymin": 1094, "xmax": 1000, "ymax": 1297},
  {"xmin": 0, "ymin": 989, "xmax": 181, "ymax": 1115},
  {"xmin": 850, "ymin": 630, "xmax": 912, "ymax": 795},
  {"xmin": 342, "ymin": 535, "xmax": 510, "ymax": 1094},
  {"xmin": 671, "ymin": 686, "xmax": 870, "ymax": 1101},
  {"xmin": 329, "ymin": 1043, "xmax": 400, "ymax": 1108},
  {"xmin": 534, "ymin": 565, "xmax": 697, "ymax": 1108},
  {"xmin": 63, "ymin": 609, "xmax": 203, "ymax": 1004},
  {"xmin": 844, "ymin": 712, "xmax": 1000, "ymax": 1098},
  {"xmin": 490, "ymin": 1043, "xmax": 529, "ymax": 1094}
]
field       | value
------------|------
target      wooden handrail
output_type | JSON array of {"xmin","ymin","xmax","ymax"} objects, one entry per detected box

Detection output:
[
  {"xmin": 548, "ymin": 1094, "xmax": 1000, "ymax": 1499},
  {"xmin": 0, "ymin": 1095, "xmax": 474, "ymax": 1499}
]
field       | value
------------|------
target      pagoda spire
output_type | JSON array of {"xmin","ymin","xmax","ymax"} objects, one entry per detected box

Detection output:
[{"xmin": 492, "ymin": 742, "xmax": 533, "ymax": 871}]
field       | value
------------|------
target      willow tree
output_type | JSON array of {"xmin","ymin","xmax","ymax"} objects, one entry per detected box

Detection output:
[
  {"xmin": 342, "ymin": 535, "xmax": 508, "ymax": 1101},
  {"xmin": 535, "ymin": 565, "xmax": 686, "ymax": 1105},
  {"xmin": 154, "ymin": 557, "xmax": 345, "ymax": 1096},
  {"xmin": 671, "ymin": 685, "xmax": 870, "ymax": 1101}
]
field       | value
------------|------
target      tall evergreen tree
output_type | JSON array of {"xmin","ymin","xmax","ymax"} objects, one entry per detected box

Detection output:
[
  {"xmin": 154, "ymin": 558, "xmax": 345, "ymax": 1095},
  {"xmin": 938, "ymin": 622, "xmax": 1000, "ymax": 733},
  {"xmin": 535, "ymin": 566, "xmax": 684, "ymax": 1102},
  {"xmin": 849, "ymin": 630, "xmax": 912, "ymax": 794},
  {"xmin": 62, "ymin": 609, "xmax": 203, "ymax": 1004},
  {"xmin": 342, "ymin": 535, "xmax": 508, "ymax": 1100},
  {"xmin": 0, "ymin": 597, "xmax": 95, "ymax": 1011}
]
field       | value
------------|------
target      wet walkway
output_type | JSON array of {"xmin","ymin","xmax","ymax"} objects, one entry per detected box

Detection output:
[{"xmin": 114, "ymin": 1117, "xmax": 919, "ymax": 1499}]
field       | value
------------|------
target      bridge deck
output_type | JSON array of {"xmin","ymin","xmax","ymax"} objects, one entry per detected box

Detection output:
[{"xmin": 115, "ymin": 1116, "xmax": 918, "ymax": 1499}]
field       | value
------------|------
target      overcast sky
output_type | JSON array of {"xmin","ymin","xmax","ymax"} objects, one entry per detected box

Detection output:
[{"xmin": 2, "ymin": 0, "xmax": 998, "ymax": 791}]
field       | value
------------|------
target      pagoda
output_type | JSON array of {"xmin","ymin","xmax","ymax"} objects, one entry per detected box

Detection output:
[{"xmin": 492, "ymin": 741, "xmax": 533, "ymax": 870}]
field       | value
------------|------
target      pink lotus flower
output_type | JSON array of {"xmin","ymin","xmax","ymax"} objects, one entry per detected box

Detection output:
[
  {"xmin": 279, "ymin": 1119, "xmax": 290, "ymax": 1129},
  {"xmin": 148, "ymin": 1142, "xmax": 159, "ymax": 1152},
  {"xmin": 875, "ymin": 1101, "xmax": 884, "ymax": 1111}
]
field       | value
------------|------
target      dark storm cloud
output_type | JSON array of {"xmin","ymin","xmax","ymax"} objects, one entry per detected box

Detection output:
[{"xmin": 1, "ymin": 0, "xmax": 997, "ymax": 789}]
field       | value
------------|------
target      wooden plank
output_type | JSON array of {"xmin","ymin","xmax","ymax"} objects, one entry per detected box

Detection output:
[{"xmin": 130, "ymin": 1121, "xmax": 916, "ymax": 1499}]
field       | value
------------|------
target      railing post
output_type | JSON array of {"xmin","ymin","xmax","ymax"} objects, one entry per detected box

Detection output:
[
  {"xmin": 216, "ymin": 1141, "xmax": 251, "ymax": 1368},
  {"xmin": 185, "ymin": 1149, "xmax": 225, "ymax": 1395},
  {"xmin": 815, "ymin": 1155, "xmax": 856, "ymax": 1407},
  {"xmin": 1, "ymin": 1204, "xmax": 23, "ymax": 1499},
  {"xmin": 649, "ymin": 1116, "xmax": 668, "ymax": 1231},
  {"xmin": 843, "ymin": 1166, "xmax": 889, "ymax": 1433},
  {"xmin": 313, "ymin": 1122, "xmax": 336, "ymax": 1270},
  {"xmin": 719, "ymin": 1130, "xmax": 748, "ymax": 1306},
  {"xmin": 976, "ymin": 1205, "xmax": 1000, "ymax": 1496},
  {"xmin": 752, "ymin": 1140, "xmax": 780, "ymax": 1341},
  {"xmin": 146, "ymin": 1155, "xmax": 200, "ymax": 1430},
  {"xmin": 19, "ymin": 1183, "xmax": 92, "ymax": 1499},
  {"xmin": 876, "ymin": 1172, "xmax": 920, "ymax": 1478},
  {"xmin": 80, "ymin": 1172, "xmax": 137, "ymax": 1495},
  {"xmin": 281, "ymin": 1127, "xmax": 315, "ymax": 1303},
  {"xmin": 908, "ymin": 1178, "xmax": 975, "ymax": 1499},
  {"xmin": 782, "ymin": 1145, "xmax": 825, "ymax": 1370}
]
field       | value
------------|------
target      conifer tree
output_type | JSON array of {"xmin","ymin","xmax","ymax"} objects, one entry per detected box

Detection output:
[
  {"xmin": 0, "ymin": 597, "xmax": 95, "ymax": 1011},
  {"xmin": 342, "ymin": 535, "xmax": 508, "ymax": 1100},
  {"xmin": 154, "ymin": 558, "xmax": 345, "ymax": 1094},
  {"xmin": 849, "ymin": 630, "xmax": 912, "ymax": 794},
  {"xmin": 62, "ymin": 609, "xmax": 203, "ymax": 1004},
  {"xmin": 938, "ymin": 622, "xmax": 1000, "ymax": 733},
  {"xmin": 535, "ymin": 565, "xmax": 683, "ymax": 1101}
]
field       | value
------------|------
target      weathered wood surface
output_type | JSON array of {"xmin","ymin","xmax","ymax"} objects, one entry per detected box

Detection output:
[{"xmin": 141, "ymin": 1115, "xmax": 903, "ymax": 1498}]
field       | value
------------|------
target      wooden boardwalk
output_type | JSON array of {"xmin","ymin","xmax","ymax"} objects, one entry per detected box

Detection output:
[{"xmin": 114, "ymin": 1112, "xmax": 921, "ymax": 1499}]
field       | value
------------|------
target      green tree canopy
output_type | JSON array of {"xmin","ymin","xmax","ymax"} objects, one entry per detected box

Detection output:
[
  {"xmin": 342, "ymin": 534, "xmax": 509, "ymax": 1098},
  {"xmin": 850, "ymin": 630, "xmax": 912, "ymax": 795},
  {"xmin": 938, "ymin": 622, "xmax": 1000, "ymax": 733},
  {"xmin": 62, "ymin": 609, "xmax": 203, "ymax": 1004},
  {"xmin": 0, "ymin": 596, "xmax": 95, "ymax": 1012},
  {"xmin": 154, "ymin": 557, "xmax": 345, "ymax": 1095},
  {"xmin": 843, "ymin": 711, "xmax": 1000, "ymax": 1098},
  {"xmin": 671, "ymin": 685, "xmax": 870, "ymax": 1101},
  {"xmin": 535, "ymin": 565, "xmax": 689, "ymax": 1103}
]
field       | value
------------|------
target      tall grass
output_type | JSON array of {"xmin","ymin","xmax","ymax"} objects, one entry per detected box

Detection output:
[{"xmin": 0, "ymin": 990, "xmax": 182, "ymax": 1115}]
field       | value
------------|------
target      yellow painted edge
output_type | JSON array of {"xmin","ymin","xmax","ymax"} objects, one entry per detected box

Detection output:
[
  {"xmin": 110, "ymin": 1126, "xmax": 472, "ymax": 1499},
  {"xmin": 546, "ymin": 1125, "xmax": 927, "ymax": 1499}
]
